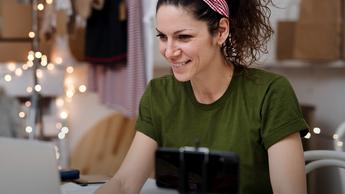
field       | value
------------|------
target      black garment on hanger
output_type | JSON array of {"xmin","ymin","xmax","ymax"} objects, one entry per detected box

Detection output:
[{"xmin": 85, "ymin": 0, "xmax": 127, "ymax": 65}]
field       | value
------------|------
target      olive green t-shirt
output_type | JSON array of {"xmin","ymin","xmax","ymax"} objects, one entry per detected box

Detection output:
[{"xmin": 136, "ymin": 66, "xmax": 309, "ymax": 194}]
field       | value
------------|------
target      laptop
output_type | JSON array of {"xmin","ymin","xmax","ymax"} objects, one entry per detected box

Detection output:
[{"xmin": 0, "ymin": 137, "xmax": 61, "ymax": 194}]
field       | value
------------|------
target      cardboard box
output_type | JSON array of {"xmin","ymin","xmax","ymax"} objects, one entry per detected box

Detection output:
[
  {"xmin": 293, "ymin": 0, "xmax": 343, "ymax": 61},
  {"xmin": 298, "ymin": 0, "xmax": 341, "ymax": 23},
  {"xmin": 0, "ymin": 0, "xmax": 32, "ymax": 38},
  {"xmin": 276, "ymin": 21, "xmax": 296, "ymax": 60},
  {"xmin": 0, "ymin": 41, "xmax": 31, "ymax": 62},
  {"xmin": 0, "ymin": 39, "xmax": 52, "ymax": 62},
  {"xmin": 293, "ymin": 22, "xmax": 342, "ymax": 61}
]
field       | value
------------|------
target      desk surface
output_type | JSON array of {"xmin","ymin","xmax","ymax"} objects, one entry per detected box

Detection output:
[{"xmin": 61, "ymin": 178, "xmax": 178, "ymax": 194}]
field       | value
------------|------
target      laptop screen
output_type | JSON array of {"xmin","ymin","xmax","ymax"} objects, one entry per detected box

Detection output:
[{"xmin": 0, "ymin": 137, "xmax": 61, "ymax": 194}]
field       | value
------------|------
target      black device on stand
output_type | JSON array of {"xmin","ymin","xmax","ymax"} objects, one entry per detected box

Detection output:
[{"xmin": 155, "ymin": 147, "xmax": 240, "ymax": 194}]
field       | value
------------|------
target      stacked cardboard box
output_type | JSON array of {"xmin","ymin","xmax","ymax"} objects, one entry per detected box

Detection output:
[
  {"xmin": 276, "ymin": 0, "xmax": 344, "ymax": 62},
  {"xmin": 0, "ymin": 0, "xmax": 32, "ymax": 62}
]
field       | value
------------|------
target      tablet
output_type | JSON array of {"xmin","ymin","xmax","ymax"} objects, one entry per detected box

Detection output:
[{"xmin": 155, "ymin": 147, "xmax": 240, "ymax": 194}]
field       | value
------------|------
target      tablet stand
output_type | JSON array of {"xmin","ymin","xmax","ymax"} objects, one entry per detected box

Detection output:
[{"xmin": 178, "ymin": 146, "xmax": 210, "ymax": 194}]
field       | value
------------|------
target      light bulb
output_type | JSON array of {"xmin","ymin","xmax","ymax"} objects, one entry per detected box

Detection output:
[
  {"xmin": 46, "ymin": 0, "xmax": 53, "ymax": 5},
  {"xmin": 304, "ymin": 132, "xmax": 311, "ymax": 139},
  {"xmin": 35, "ymin": 52, "xmax": 42, "ymax": 58},
  {"xmin": 28, "ymin": 31, "xmax": 35, "ymax": 38},
  {"xmin": 60, "ymin": 111, "xmax": 68, "ymax": 119},
  {"xmin": 18, "ymin": 112, "xmax": 26, "ymax": 118},
  {"xmin": 61, "ymin": 127, "xmax": 69, "ymax": 134},
  {"xmin": 37, "ymin": 3, "xmax": 44, "ymax": 11},
  {"xmin": 15, "ymin": 68, "xmax": 23, "ymax": 76},
  {"xmin": 79, "ymin": 85, "xmax": 87, "ymax": 93},
  {"xmin": 333, "ymin": 134, "xmax": 339, "ymax": 140},
  {"xmin": 4, "ymin": 74, "xmax": 12, "ymax": 82},
  {"xmin": 25, "ymin": 126, "xmax": 33, "ymax": 133},
  {"xmin": 7, "ymin": 63, "xmax": 16, "ymax": 72},
  {"xmin": 66, "ymin": 66, "xmax": 74, "ymax": 74},
  {"xmin": 34, "ymin": 84, "xmax": 42, "ymax": 92},
  {"xmin": 313, "ymin": 127, "xmax": 321, "ymax": 134}
]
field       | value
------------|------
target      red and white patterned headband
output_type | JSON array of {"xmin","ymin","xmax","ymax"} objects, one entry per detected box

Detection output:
[{"xmin": 202, "ymin": 0, "xmax": 229, "ymax": 18}]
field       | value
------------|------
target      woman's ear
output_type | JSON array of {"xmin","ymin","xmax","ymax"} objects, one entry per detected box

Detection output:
[{"xmin": 217, "ymin": 18, "xmax": 230, "ymax": 45}]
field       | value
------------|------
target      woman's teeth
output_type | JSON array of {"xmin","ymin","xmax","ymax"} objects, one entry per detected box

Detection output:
[{"xmin": 173, "ymin": 60, "xmax": 190, "ymax": 67}]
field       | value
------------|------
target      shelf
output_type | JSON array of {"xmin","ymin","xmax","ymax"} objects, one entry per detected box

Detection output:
[
  {"xmin": 0, "ymin": 38, "xmax": 32, "ymax": 42},
  {"xmin": 257, "ymin": 60, "xmax": 345, "ymax": 69}
]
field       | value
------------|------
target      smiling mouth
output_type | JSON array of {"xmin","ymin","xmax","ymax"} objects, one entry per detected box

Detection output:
[{"xmin": 172, "ymin": 60, "xmax": 191, "ymax": 68}]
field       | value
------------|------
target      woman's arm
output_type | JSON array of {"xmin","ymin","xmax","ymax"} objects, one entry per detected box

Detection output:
[
  {"xmin": 268, "ymin": 132, "xmax": 307, "ymax": 194},
  {"xmin": 94, "ymin": 131, "xmax": 158, "ymax": 194}
]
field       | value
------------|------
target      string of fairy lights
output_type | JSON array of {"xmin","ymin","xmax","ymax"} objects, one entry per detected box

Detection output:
[
  {"xmin": 304, "ymin": 127, "xmax": 344, "ymax": 148},
  {"xmin": 1, "ymin": 60, "xmax": 87, "ymax": 141},
  {"xmin": 1, "ymin": 0, "xmax": 87, "ymax": 143}
]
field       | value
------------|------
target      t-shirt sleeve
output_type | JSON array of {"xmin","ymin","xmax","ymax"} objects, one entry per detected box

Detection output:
[
  {"xmin": 260, "ymin": 77, "xmax": 309, "ymax": 149},
  {"xmin": 135, "ymin": 81, "xmax": 161, "ymax": 144}
]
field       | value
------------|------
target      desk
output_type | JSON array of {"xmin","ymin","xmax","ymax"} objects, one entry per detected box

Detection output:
[{"xmin": 61, "ymin": 178, "xmax": 178, "ymax": 194}]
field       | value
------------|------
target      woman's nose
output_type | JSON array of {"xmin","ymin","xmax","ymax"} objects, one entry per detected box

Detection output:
[{"xmin": 164, "ymin": 41, "xmax": 181, "ymax": 58}]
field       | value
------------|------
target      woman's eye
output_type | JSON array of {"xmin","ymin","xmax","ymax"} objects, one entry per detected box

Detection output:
[
  {"xmin": 156, "ymin": 34, "xmax": 167, "ymax": 41},
  {"xmin": 178, "ymin": 35, "xmax": 192, "ymax": 40}
]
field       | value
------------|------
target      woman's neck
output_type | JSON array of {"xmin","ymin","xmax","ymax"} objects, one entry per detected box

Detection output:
[{"xmin": 191, "ymin": 61, "xmax": 234, "ymax": 104}]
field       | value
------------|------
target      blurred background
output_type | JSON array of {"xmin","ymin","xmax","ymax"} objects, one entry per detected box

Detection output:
[{"xmin": 0, "ymin": 0, "xmax": 344, "ymax": 193}]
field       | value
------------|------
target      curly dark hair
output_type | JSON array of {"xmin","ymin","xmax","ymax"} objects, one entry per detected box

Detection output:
[{"xmin": 156, "ymin": 0, "xmax": 274, "ymax": 67}]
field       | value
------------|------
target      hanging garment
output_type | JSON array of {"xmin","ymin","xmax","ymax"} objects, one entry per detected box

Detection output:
[
  {"xmin": 88, "ymin": 0, "xmax": 146, "ymax": 116},
  {"xmin": 85, "ymin": 0, "xmax": 127, "ymax": 65},
  {"xmin": 88, "ymin": 64, "xmax": 129, "ymax": 113},
  {"xmin": 125, "ymin": 0, "xmax": 146, "ymax": 116},
  {"xmin": 74, "ymin": 0, "xmax": 105, "ymax": 19}
]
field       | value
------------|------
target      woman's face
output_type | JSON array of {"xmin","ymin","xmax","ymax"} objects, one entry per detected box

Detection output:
[{"xmin": 156, "ymin": 5, "xmax": 221, "ymax": 82}]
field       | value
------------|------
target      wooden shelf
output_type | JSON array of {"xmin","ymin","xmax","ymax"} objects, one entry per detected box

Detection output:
[
  {"xmin": 0, "ymin": 38, "xmax": 32, "ymax": 42},
  {"xmin": 257, "ymin": 60, "xmax": 345, "ymax": 69}
]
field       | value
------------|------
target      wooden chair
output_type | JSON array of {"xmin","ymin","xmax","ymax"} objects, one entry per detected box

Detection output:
[{"xmin": 69, "ymin": 112, "xmax": 136, "ymax": 177}]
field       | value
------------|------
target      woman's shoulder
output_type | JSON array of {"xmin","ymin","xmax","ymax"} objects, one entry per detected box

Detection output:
[
  {"xmin": 147, "ymin": 74, "xmax": 184, "ymax": 94},
  {"xmin": 249, "ymin": 69, "xmax": 297, "ymax": 101},
  {"xmin": 150, "ymin": 74, "xmax": 175, "ymax": 83},
  {"xmin": 149, "ymin": 74, "xmax": 177, "ymax": 88},
  {"xmin": 248, "ymin": 67, "xmax": 283, "ymax": 80},
  {"xmin": 143, "ymin": 74, "xmax": 186, "ymax": 110},
  {"xmin": 236, "ymin": 66, "xmax": 288, "ymax": 85},
  {"xmin": 232, "ymin": 66, "xmax": 293, "ymax": 96}
]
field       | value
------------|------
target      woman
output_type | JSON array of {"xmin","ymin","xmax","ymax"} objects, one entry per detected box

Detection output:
[{"xmin": 94, "ymin": 0, "xmax": 308, "ymax": 193}]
